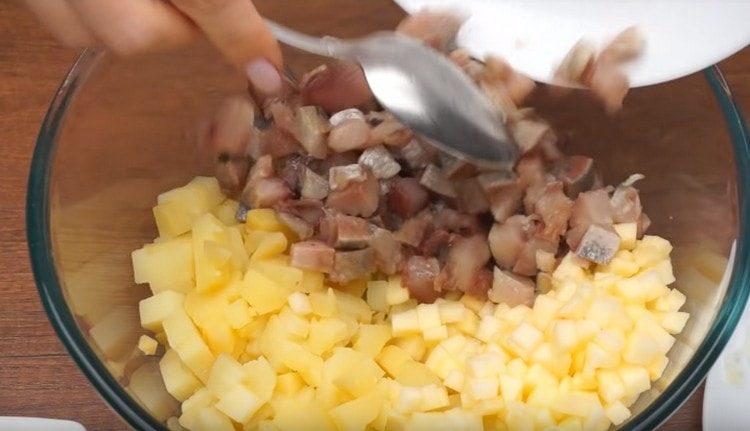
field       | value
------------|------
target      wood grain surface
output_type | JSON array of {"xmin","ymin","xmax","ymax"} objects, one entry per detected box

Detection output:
[{"xmin": 1, "ymin": 1, "xmax": 747, "ymax": 429}]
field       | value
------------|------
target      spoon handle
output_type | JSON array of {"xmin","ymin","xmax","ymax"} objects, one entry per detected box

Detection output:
[{"xmin": 266, "ymin": 20, "xmax": 348, "ymax": 59}]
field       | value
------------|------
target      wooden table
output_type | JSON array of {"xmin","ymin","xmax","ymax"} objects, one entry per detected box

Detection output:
[{"xmin": 1, "ymin": 1, "xmax": 747, "ymax": 430}]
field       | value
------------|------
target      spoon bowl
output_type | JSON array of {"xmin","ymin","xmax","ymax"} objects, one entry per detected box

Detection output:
[{"xmin": 268, "ymin": 22, "xmax": 518, "ymax": 168}]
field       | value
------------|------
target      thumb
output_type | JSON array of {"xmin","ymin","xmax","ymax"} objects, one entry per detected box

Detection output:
[{"xmin": 171, "ymin": 0, "xmax": 283, "ymax": 95}]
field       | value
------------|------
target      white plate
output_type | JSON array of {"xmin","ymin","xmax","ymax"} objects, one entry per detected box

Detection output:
[
  {"xmin": 394, "ymin": 0, "xmax": 750, "ymax": 87},
  {"xmin": 0, "ymin": 417, "xmax": 85, "ymax": 431}
]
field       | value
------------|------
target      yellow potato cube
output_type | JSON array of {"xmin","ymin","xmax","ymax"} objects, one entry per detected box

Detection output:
[
  {"xmin": 276, "ymin": 372, "xmax": 305, "ymax": 396},
  {"xmin": 307, "ymin": 317, "xmax": 349, "ymax": 355},
  {"xmin": 657, "ymin": 311, "xmax": 690, "ymax": 334},
  {"xmin": 185, "ymin": 406, "xmax": 234, "ymax": 431},
  {"xmin": 329, "ymin": 391, "xmax": 384, "ymax": 431},
  {"xmin": 139, "ymin": 290, "xmax": 185, "ymax": 332},
  {"xmin": 251, "ymin": 231, "xmax": 288, "ymax": 261},
  {"xmin": 310, "ymin": 289, "xmax": 338, "ymax": 317},
  {"xmin": 192, "ymin": 213, "xmax": 238, "ymax": 292},
  {"xmin": 159, "ymin": 349, "xmax": 201, "ymax": 402},
  {"xmin": 279, "ymin": 342, "xmax": 324, "ymax": 387},
  {"xmin": 225, "ymin": 298, "xmax": 252, "ymax": 329},
  {"xmin": 250, "ymin": 258, "xmax": 304, "ymax": 290},
  {"xmin": 596, "ymin": 370, "xmax": 625, "ymax": 404},
  {"xmin": 333, "ymin": 290, "xmax": 372, "ymax": 322},
  {"xmin": 243, "ymin": 356, "xmax": 276, "ymax": 401},
  {"xmin": 614, "ymin": 223, "xmax": 638, "ymax": 250},
  {"xmin": 154, "ymin": 177, "xmax": 224, "ymax": 238},
  {"xmin": 240, "ymin": 268, "xmax": 291, "ymax": 315},
  {"xmin": 507, "ymin": 322, "xmax": 543, "ymax": 356},
  {"xmin": 392, "ymin": 309, "xmax": 421, "ymax": 336},
  {"xmin": 138, "ymin": 334, "xmax": 158, "ymax": 355},
  {"xmin": 163, "ymin": 309, "xmax": 215, "ymax": 382},
  {"xmin": 278, "ymin": 307, "xmax": 309, "ymax": 338},
  {"xmin": 618, "ymin": 365, "xmax": 651, "ymax": 397},
  {"xmin": 531, "ymin": 295, "xmax": 562, "ymax": 330},
  {"xmin": 211, "ymin": 199, "xmax": 240, "ymax": 226},
  {"xmin": 552, "ymin": 391, "xmax": 602, "ymax": 418},
  {"xmin": 419, "ymin": 384, "xmax": 449, "ymax": 411},
  {"xmin": 652, "ymin": 289, "xmax": 687, "ymax": 312},
  {"xmin": 437, "ymin": 300, "xmax": 466, "ymax": 324},
  {"xmin": 366, "ymin": 281, "xmax": 389, "ymax": 312},
  {"xmin": 273, "ymin": 398, "xmax": 337, "ymax": 431},
  {"xmin": 454, "ymin": 310, "xmax": 479, "ymax": 335},
  {"xmin": 397, "ymin": 335, "xmax": 430, "ymax": 362},
  {"xmin": 504, "ymin": 401, "xmax": 535, "ymax": 431},
  {"xmin": 647, "ymin": 356, "xmax": 669, "ymax": 380},
  {"xmin": 386, "ymin": 278, "xmax": 411, "ymax": 306},
  {"xmin": 460, "ymin": 294, "xmax": 486, "ymax": 314},
  {"xmin": 333, "ymin": 357, "xmax": 384, "ymax": 398},
  {"xmin": 354, "ymin": 324, "xmax": 391, "ymax": 358},
  {"xmin": 132, "ymin": 236, "xmax": 194, "ymax": 295},
  {"xmin": 215, "ymin": 384, "xmax": 263, "ymax": 423},
  {"xmin": 207, "ymin": 353, "xmax": 245, "ymax": 395},
  {"xmin": 422, "ymin": 325, "xmax": 448, "ymax": 342},
  {"xmin": 605, "ymin": 400, "xmax": 631, "ymax": 425},
  {"xmin": 632, "ymin": 235, "xmax": 673, "ymax": 268},
  {"xmin": 245, "ymin": 208, "xmax": 285, "ymax": 232},
  {"xmin": 287, "ymin": 291, "xmax": 312, "ymax": 315}
]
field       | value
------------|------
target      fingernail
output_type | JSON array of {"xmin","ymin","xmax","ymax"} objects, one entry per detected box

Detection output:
[{"xmin": 245, "ymin": 59, "xmax": 282, "ymax": 97}]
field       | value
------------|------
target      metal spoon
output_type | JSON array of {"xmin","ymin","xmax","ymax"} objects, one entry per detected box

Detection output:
[{"xmin": 267, "ymin": 21, "xmax": 518, "ymax": 169}]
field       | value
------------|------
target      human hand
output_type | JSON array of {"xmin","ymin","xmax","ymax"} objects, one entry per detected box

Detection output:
[{"xmin": 25, "ymin": 0, "xmax": 284, "ymax": 97}]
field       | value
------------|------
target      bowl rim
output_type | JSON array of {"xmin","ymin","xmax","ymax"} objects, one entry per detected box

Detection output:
[{"xmin": 26, "ymin": 49, "xmax": 750, "ymax": 431}]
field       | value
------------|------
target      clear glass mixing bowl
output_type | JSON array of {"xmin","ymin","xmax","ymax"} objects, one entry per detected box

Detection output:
[{"xmin": 26, "ymin": 3, "xmax": 750, "ymax": 430}]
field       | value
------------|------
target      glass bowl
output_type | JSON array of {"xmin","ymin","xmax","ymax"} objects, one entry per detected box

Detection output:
[{"xmin": 27, "ymin": 4, "xmax": 749, "ymax": 430}]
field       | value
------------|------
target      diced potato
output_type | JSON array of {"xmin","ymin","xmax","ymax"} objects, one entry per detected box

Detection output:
[
  {"xmin": 215, "ymin": 384, "xmax": 263, "ymax": 423},
  {"xmin": 605, "ymin": 400, "xmax": 631, "ymax": 425},
  {"xmin": 132, "ymin": 236, "xmax": 194, "ymax": 294},
  {"xmin": 613, "ymin": 223, "xmax": 637, "ymax": 251},
  {"xmin": 276, "ymin": 372, "xmax": 305, "ymax": 395},
  {"xmin": 392, "ymin": 309, "xmax": 420, "ymax": 336},
  {"xmin": 652, "ymin": 289, "xmax": 687, "ymax": 312},
  {"xmin": 139, "ymin": 290, "xmax": 185, "ymax": 332},
  {"xmin": 396, "ymin": 335, "xmax": 430, "ymax": 362},
  {"xmin": 386, "ymin": 277, "xmax": 410, "ymax": 306},
  {"xmin": 307, "ymin": 317, "xmax": 349, "ymax": 355},
  {"xmin": 632, "ymin": 235, "xmax": 673, "ymax": 268},
  {"xmin": 354, "ymin": 324, "xmax": 391, "ymax": 358},
  {"xmin": 138, "ymin": 334, "xmax": 158, "ymax": 355},
  {"xmin": 333, "ymin": 357, "xmax": 384, "ymax": 398},
  {"xmin": 245, "ymin": 208, "xmax": 285, "ymax": 232},
  {"xmin": 163, "ymin": 309, "xmax": 215, "ymax": 382},
  {"xmin": 306, "ymin": 290, "xmax": 337, "ymax": 318},
  {"xmin": 225, "ymin": 298, "xmax": 253, "ymax": 329},
  {"xmin": 159, "ymin": 349, "xmax": 201, "ymax": 401},
  {"xmin": 279, "ymin": 341, "xmax": 324, "ymax": 387},
  {"xmin": 243, "ymin": 356, "xmax": 276, "ymax": 401},
  {"xmin": 657, "ymin": 311, "xmax": 690, "ymax": 334},
  {"xmin": 618, "ymin": 365, "xmax": 650, "ymax": 397},
  {"xmin": 273, "ymin": 397, "xmax": 337, "ymax": 431},
  {"xmin": 211, "ymin": 199, "xmax": 240, "ymax": 226},
  {"xmin": 154, "ymin": 177, "xmax": 224, "ymax": 238},
  {"xmin": 240, "ymin": 268, "xmax": 292, "ymax": 315}
]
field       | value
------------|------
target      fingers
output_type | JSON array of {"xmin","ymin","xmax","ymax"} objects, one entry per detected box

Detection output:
[
  {"xmin": 24, "ymin": 0, "xmax": 95, "ymax": 47},
  {"xmin": 170, "ymin": 0, "xmax": 283, "ymax": 73},
  {"xmin": 69, "ymin": 0, "xmax": 198, "ymax": 56}
]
